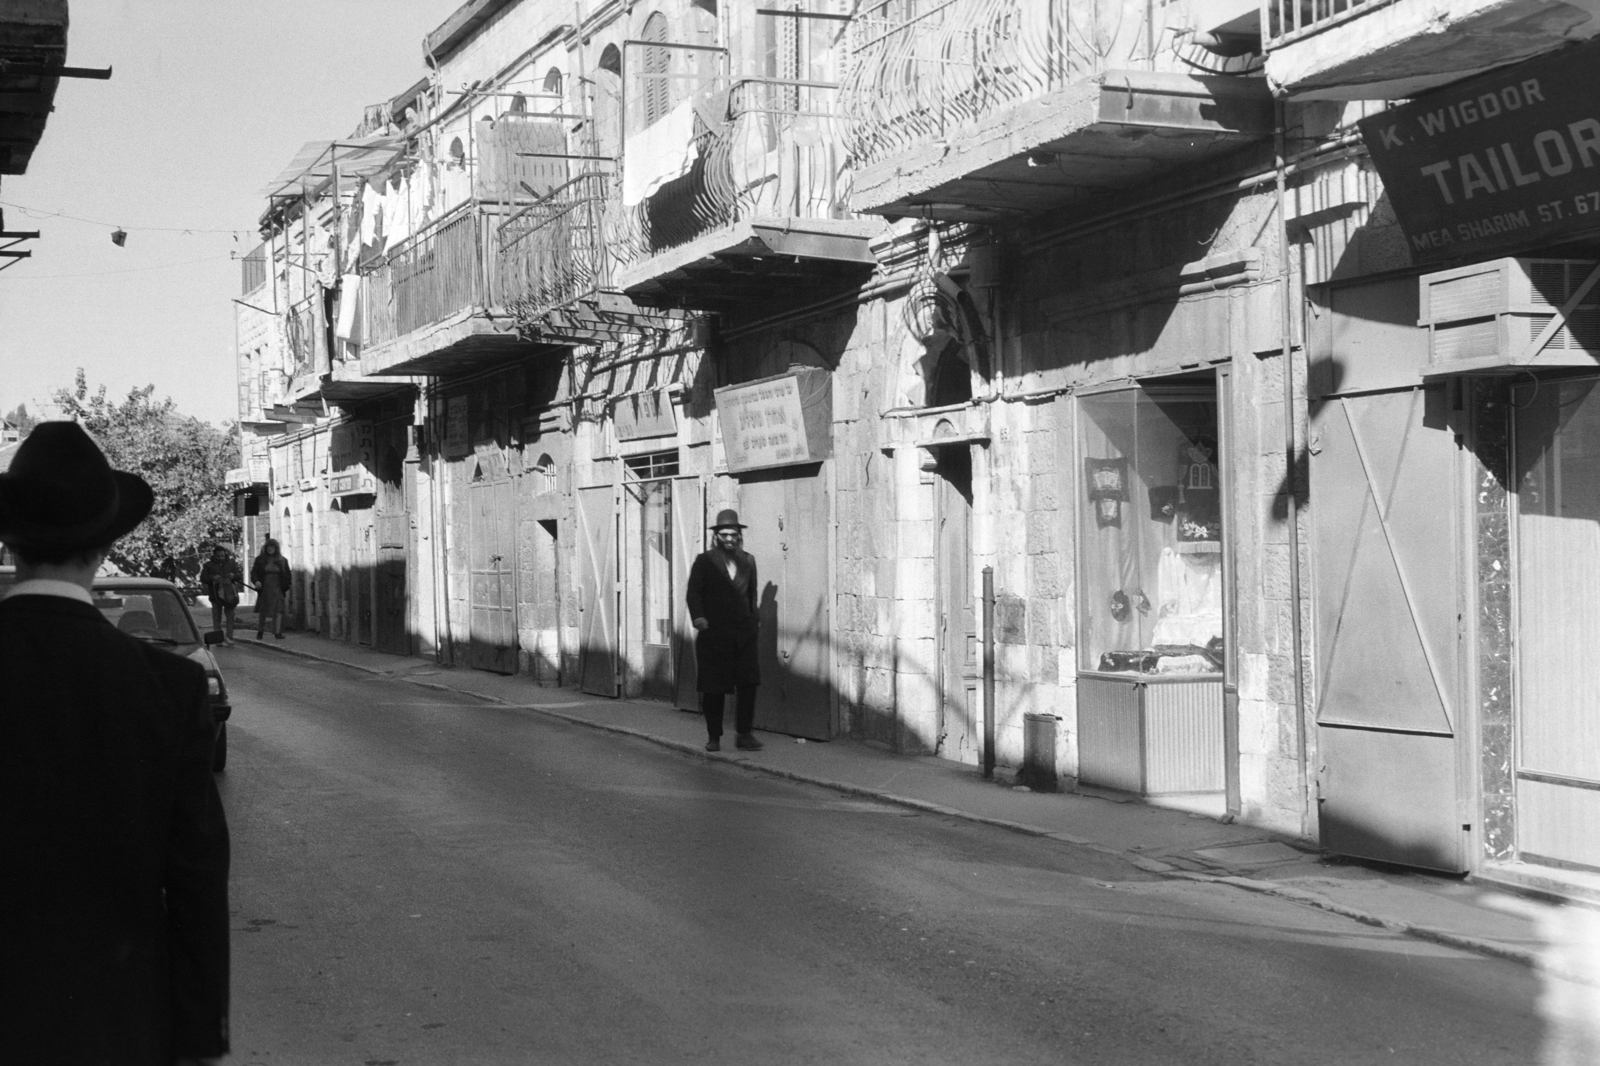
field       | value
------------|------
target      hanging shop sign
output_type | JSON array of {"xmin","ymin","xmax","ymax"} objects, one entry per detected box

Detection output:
[
  {"xmin": 1360, "ymin": 39, "xmax": 1600, "ymax": 265},
  {"xmin": 328, "ymin": 469, "xmax": 377, "ymax": 497},
  {"xmin": 714, "ymin": 367, "xmax": 832, "ymax": 474},
  {"xmin": 612, "ymin": 389, "xmax": 678, "ymax": 441}
]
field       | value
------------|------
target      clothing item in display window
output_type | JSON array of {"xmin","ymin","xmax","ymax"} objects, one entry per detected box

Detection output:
[
  {"xmin": 1085, "ymin": 457, "xmax": 1128, "ymax": 500},
  {"xmin": 1077, "ymin": 387, "xmax": 1225, "ymax": 676}
]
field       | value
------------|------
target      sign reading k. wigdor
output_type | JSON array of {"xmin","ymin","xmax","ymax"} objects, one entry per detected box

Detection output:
[{"xmin": 1359, "ymin": 40, "xmax": 1600, "ymax": 264}]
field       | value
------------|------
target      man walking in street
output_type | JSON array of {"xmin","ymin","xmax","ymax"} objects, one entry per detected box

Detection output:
[
  {"xmin": 686, "ymin": 509, "xmax": 764, "ymax": 752},
  {"xmin": 199, "ymin": 544, "xmax": 243, "ymax": 645},
  {"xmin": 0, "ymin": 422, "xmax": 231, "ymax": 1066}
]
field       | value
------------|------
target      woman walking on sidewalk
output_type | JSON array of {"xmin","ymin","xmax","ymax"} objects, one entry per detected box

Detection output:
[{"xmin": 250, "ymin": 538, "xmax": 292, "ymax": 639}]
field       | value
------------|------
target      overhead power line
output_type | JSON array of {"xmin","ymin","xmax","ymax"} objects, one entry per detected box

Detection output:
[{"xmin": 0, "ymin": 200, "xmax": 253, "ymax": 238}]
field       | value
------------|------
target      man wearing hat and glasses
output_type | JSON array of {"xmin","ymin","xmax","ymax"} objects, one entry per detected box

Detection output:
[
  {"xmin": 0, "ymin": 423, "xmax": 230, "ymax": 1066},
  {"xmin": 685, "ymin": 509, "xmax": 764, "ymax": 752}
]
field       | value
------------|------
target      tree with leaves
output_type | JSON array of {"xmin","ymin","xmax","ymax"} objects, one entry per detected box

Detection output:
[
  {"xmin": 4, "ymin": 403, "xmax": 37, "ymax": 436},
  {"xmin": 52, "ymin": 370, "xmax": 241, "ymax": 583}
]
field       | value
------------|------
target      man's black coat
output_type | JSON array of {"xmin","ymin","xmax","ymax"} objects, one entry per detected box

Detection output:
[
  {"xmin": 0, "ymin": 594, "xmax": 230, "ymax": 1064},
  {"xmin": 685, "ymin": 547, "xmax": 761, "ymax": 693}
]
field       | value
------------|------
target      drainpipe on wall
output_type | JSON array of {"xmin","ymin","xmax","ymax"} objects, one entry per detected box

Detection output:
[{"xmin": 1275, "ymin": 98, "xmax": 1313, "ymax": 840}]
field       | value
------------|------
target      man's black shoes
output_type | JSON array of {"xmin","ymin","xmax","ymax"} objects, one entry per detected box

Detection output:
[
  {"xmin": 705, "ymin": 738, "xmax": 720, "ymax": 752},
  {"xmin": 735, "ymin": 733, "xmax": 763, "ymax": 751}
]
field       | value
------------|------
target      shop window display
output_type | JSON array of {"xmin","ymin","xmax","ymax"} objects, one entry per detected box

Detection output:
[{"xmin": 1078, "ymin": 388, "xmax": 1223, "ymax": 676}]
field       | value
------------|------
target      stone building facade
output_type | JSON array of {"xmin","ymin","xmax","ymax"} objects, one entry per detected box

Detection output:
[{"xmin": 235, "ymin": 0, "xmax": 1600, "ymax": 901}]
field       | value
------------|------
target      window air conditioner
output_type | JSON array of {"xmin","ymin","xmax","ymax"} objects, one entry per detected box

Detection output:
[{"xmin": 1419, "ymin": 258, "xmax": 1600, "ymax": 376}]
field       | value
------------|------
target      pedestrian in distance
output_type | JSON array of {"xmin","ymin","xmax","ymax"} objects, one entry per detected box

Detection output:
[
  {"xmin": 0, "ymin": 422, "xmax": 230, "ymax": 1066},
  {"xmin": 250, "ymin": 537, "xmax": 291, "ymax": 639},
  {"xmin": 685, "ymin": 508, "xmax": 764, "ymax": 753},
  {"xmin": 198, "ymin": 544, "xmax": 243, "ymax": 645}
]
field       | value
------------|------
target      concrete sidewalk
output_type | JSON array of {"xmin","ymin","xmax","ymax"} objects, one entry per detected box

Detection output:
[{"xmin": 230, "ymin": 625, "xmax": 1569, "ymax": 977}]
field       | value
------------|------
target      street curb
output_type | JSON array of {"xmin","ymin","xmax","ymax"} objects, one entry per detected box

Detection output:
[
  {"xmin": 1165, "ymin": 871, "xmax": 1545, "ymax": 971},
  {"xmin": 238, "ymin": 639, "xmax": 1543, "ymax": 973}
]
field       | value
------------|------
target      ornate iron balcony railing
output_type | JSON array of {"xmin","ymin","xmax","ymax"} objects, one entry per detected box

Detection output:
[
  {"xmin": 609, "ymin": 77, "xmax": 849, "ymax": 273},
  {"xmin": 361, "ymin": 205, "xmax": 488, "ymax": 348},
  {"xmin": 495, "ymin": 172, "xmax": 612, "ymax": 321},
  {"xmin": 842, "ymin": 0, "xmax": 1203, "ymax": 174},
  {"xmin": 1261, "ymin": 0, "xmax": 1397, "ymax": 48}
]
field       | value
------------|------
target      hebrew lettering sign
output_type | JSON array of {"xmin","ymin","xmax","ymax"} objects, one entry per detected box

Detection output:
[{"xmin": 714, "ymin": 369, "xmax": 832, "ymax": 474}]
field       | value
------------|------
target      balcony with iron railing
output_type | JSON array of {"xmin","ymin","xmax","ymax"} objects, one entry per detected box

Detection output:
[
  {"xmin": 608, "ymin": 77, "xmax": 878, "ymax": 310},
  {"xmin": 841, "ymin": 0, "xmax": 1273, "ymax": 221},
  {"xmin": 1260, "ymin": 0, "xmax": 1600, "ymax": 100},
  {"xmin": 497, "ymin": 171, "xmax": 611, "ymax": 322},
  {"xmin": 348, "ymin": 201, "xmax": 539, "ymax": 377}
]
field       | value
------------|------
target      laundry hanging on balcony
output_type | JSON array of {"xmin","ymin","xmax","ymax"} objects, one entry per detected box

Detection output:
[{"xmin": 623, "ymin": 99, "xmax": 699, "ymax": 208}]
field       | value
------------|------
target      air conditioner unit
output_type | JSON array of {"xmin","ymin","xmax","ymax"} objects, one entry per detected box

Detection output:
[{"xmin": 1420, "ymin": 258, "xmax": 1600, "ymax": 376}]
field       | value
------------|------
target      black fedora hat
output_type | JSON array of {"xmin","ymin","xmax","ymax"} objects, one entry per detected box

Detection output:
[
  {"xmin": 710, "ymin": 508, "xmax": 746, "ymax": 530},
  {"xmin": 0, "ymin": 422, "xmax": 153, "ymax": 552}
]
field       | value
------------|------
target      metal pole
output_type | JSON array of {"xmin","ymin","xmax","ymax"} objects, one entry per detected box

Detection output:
[
  {"xmin": 982, "ymin": 565, "xmax": 996, "ymax": 780},
  {"xmin": 1275, "ymin": 98, "xmax": 1312, "ymax": 838}
]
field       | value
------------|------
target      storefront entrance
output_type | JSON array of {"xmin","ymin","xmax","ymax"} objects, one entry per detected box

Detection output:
[
  {"xmin": 623, "ymin": 452, "xmax": 678, "ymax": 701},
  {"xmin": 1075, "ymin": 382, "xmax": 1226, "ymax": 798},
  {"xmin": 1512, "ymin": 375, "xmax": 1600, "ymax": 873}
]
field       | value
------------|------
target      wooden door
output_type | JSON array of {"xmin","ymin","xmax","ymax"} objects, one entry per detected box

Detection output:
[
  {"xmin": 1310, "ymin": 386, "xmax": 1463, "ymax": 872},
  {"xmin": 355, "ymin": 512, "xmax": 374, "ymax": 646},
  {"xmin": 520, "ymin": 515, "xmax": 562, "ymax": 685},
  {"xmin": 1512, "ymin": 375, "xmax": 1600, "ymax": 871},
  {"xmin": 738, "ymin": 469, "xmax": 831, "ymax": 740},
  {"xmin": 577, "ymin": 484, "xmax": 620, "ymax": 697},
  {"xmin": 936, "ymin": 447, "xmax": 976, "ymax": 761},
  {"xmin": 375, "ymin": 512, "xmax": 408, "ymax": 655},
  {"xmin": 671, "ymin": 476, "xmax": 705, "ymax": 710},
  {"xmin": 469, "ymin": 478, "xmax": 517, "ymax": 674}
]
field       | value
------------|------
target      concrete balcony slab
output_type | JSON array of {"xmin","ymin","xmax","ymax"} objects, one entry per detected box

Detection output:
[
  {"xmin": 355, "ymin": 307, "xmax": 553, "ymax": 377},
  {"xmin": 1264, "ymin": 0, "xmax": 1600, "ymax": 100},
  {"xmin": 613, "ymin": 216, "xmax": 881, "ymax": 311},
  {"xmin": 850, "ymin": 72, "xmax": 1274, "ymax": 223}
]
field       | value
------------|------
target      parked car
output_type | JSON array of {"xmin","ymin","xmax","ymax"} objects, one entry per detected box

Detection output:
[{"xmin": 89, "ymin": 577, "xmax": 232, "ymax": 772}]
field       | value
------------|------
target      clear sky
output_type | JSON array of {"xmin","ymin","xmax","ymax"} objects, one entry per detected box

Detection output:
[{"xmin": 0, "ymin": 0, "xmax": 461, "ymax": 426}]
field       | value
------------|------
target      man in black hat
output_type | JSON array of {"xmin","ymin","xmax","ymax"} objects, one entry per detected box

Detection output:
[
  {"xmin": 0, "ymin": 422, "xmax": 230, "ymax": 1066},
  {"xmin": 685, "ymin": 508, "xmax": 764, "ymax": 752}
]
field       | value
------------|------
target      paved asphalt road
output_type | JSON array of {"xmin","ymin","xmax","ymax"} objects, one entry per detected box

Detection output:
[{"xmin": 215, "ymin": 647, "xmax": 1543, "ymax": 1066}]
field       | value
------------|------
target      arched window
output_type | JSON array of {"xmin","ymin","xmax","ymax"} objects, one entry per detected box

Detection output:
[
  {"xmin": 542, "ymin": 67, "xmax": 564, "ymax": 108},
  {"xmin": 593, "ymin": 45, "xmax": 623, "ymax": 159},
  {"xmin": 510, "ymin": 93, "xmax": 527, "ymax": 114},
  {"xmin": 641, "ymin": 13, "xmax": 669, "ymax": 127},
  {"xmin": 532, "ymin": 453, "xmax": 556, "ymax": 494},
  {"xmin": 926, "ymin": 344, "xmax": 972, "ymax": 408}
]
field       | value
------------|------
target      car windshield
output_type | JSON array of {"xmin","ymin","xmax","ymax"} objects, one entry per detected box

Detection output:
[{"xmin": 92, "ymin": 587, "xmax": 200, "ymax": 646}]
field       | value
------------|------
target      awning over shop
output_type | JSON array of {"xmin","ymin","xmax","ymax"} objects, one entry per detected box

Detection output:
[{"xmin": 850, "ymin": 71, "xmax": 1274, "ymax": 223}]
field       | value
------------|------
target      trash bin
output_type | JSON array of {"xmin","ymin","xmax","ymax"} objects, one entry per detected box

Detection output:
[{"xmin": 1021, "ymin": 712, "xmax": 1060, "ymax": 792}]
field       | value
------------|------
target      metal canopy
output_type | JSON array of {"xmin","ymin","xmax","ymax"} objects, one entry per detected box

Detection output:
[
  {"xmin": 850, "ymin": 72, "xmax": 1274, "ymax": 223},
  {"xmin": 260, "ymin": 135, "xmax": 405, "ymax": 202},
  {"xmin": 319, "ymin": 375, "xmax": 415, "ymax": 404},
  {"xmin": 613, "ymin": 217, "xmax": 879, "ymax": 311},
  {"xmin": 519, "ymin": 291, "xmax": 686, "ymax": 346}
]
